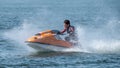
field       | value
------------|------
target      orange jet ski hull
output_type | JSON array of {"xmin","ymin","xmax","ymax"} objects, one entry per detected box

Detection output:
[{"xmin": 26, "ymin": 30, "xmax": 72, "ymax": 48}]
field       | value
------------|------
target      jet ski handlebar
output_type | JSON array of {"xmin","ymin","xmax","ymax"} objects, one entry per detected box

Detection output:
[
  {"xmin": 35, "ymin": 30, "xmax": 65, "ymax": 36},
  {"xmin": 52, "ymin": 30, "xmax": 66, "ymax": 35}
]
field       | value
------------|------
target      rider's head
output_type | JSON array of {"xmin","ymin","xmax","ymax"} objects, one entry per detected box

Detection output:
[{"xmin": 64, "ymin": 20, "xmax": 70, "ymax": 28}]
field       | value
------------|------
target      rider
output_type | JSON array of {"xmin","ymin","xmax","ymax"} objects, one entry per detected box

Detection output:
[{"xmin": 61, "ymin": 20, "xmax": 76, "ymax": 41}]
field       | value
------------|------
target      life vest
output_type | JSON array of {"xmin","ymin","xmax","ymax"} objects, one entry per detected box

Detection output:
[{"xmin": 67, "ymin": 25, "xmax": 75, "ymax": 34}]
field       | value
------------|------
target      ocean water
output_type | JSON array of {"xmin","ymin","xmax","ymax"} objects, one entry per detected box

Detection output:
[{"xmin": 0, "ymin": 0, "xmax": 120, "ymax": 68}]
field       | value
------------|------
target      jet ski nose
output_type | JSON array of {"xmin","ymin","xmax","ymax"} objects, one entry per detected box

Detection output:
[{"xmin": 26, "ymin": 36, "xmax": 39, "ymax": 43}]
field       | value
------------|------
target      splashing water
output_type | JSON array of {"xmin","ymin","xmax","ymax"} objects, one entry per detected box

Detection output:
[{"xmin": 76, "ymin": 19, "xmax": 120, "ymax": 54}]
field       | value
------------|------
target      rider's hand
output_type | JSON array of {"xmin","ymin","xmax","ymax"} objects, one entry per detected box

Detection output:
[
  {"xmin": 35, "ymin": 33, "xmax": 41, "ymax": 35},
  {"xmin": 57, "ymin": 32, "xmax": 62, "ymax": 34}
]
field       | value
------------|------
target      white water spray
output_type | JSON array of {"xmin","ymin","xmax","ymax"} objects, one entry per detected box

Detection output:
[{"xmin": 76, "ymin": 19, "xmax": 120, "ymax": 54}]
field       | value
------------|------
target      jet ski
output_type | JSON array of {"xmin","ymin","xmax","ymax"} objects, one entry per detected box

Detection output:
[{"xmin": 26, "ymin": 30, "xmax": 74, "ymax": 51}]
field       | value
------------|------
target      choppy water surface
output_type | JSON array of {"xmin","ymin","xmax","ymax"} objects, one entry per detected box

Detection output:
[{"xmin": 0, "ymin": 0, "xmax": 120, "ymax": 68}]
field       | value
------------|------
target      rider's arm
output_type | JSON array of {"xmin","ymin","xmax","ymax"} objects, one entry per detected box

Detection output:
[{"xmin": 61, "ymin": 28, "xmax": 67, "ymax": 34}]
